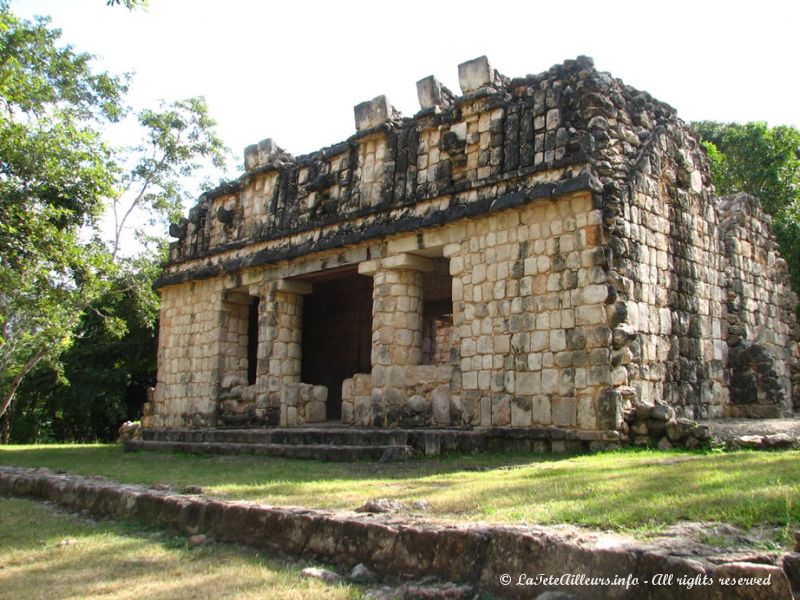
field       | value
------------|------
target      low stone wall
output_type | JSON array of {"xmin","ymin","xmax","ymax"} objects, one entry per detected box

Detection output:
[
  {"xmin": 0, "ymin": 466, "xmax": 792, "ymax": 599},
  {"xmin": 342, "ymin": 366, "xmax": 455, "ymax": 428},
  {"xmin": 280, "ymin": 383, "xmax": 327, "ymax": 426}
]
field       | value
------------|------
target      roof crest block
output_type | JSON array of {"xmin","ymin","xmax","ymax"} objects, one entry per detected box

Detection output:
[
  {"xmin": 354, "ymin": 95, "xmax": 401, "ymax": 132},
  {"xmin": 458, "ymin": 55, "xmax": 498, "ymax": 94}
]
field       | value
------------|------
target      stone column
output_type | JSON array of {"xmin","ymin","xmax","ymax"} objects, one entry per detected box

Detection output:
[
  {"xmin": 359, "ymin": 254, "xmax": 435, "ymax": 368},
  {"xmin": 251, "ymin": 279, "xmax": 312, "ymax": 414},
  {"xmin": 360, "ymin": 255, "xmax": 435, "ymax": 427}
]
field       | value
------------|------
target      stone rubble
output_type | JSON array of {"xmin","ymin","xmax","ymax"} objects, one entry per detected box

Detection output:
[{"xmin": 301, "ymin": 566, "xmax": 344, "ymax": 584}]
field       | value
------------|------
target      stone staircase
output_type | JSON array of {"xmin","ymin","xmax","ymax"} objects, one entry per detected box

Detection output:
[
  {"xmin": 124, "ymin": 425, "xmax": 595, "ymax": 461},
  {"xmin": 125, "ymin": 427, "xmax": 415, "ymax": 462}
]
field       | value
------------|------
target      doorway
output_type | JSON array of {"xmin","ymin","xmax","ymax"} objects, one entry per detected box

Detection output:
[{"xmin": 300, "ymin": 269, "xmax": 373, "ymax": 419}]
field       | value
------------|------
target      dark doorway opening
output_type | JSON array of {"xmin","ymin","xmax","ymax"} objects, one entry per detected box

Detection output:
[
  {"xmin": 301, "ymin": 270, "xmax": 372, "ymax": 419},
  {"xmin": 421, "ymin": 258, "xmax": 454, "ymax": 365},
  {"xmin": 247, "ymin": 297, "xmax": 260, "ymax": 385}
]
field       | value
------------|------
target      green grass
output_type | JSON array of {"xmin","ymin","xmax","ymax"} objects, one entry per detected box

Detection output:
[
  {"xmin": 1, "ymin": 444, "xmax": 799, "ymax": 540},
  {"xmin": 0, "ymin": 496, "xmax": 361, "ymax": 599}
]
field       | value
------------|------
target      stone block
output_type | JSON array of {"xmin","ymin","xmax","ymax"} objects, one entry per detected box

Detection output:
[
  {"xmin": 354, "ymin": 396, "xmax": 372, "ymax": 426},
  {"xmin": 550, "ymin": 329, "xmax": 566, "ymax": 351},
  {"xmin": 480, "ymin": 396, "xmax": 492, "ymax": 426},
  {"xmin": 431, "ymin": 386, "xmax": 451, "ymax": 426},
  {"xmin": 341, "ymin": 378, "xmax": 354, "ymax": 402},
  {"xmin": 541, "ymin": 369, "xmax": 559, "ymax": 394},
  {"xmin": 532, "ymin": 395, "xmax": 550, "ymax": 424},
  {"xmin": 407, "ymin": 395, "xmax": 427, "ymax": 414},
  {"xmin": 491, "ymin": 395, "xmax": 510, "ymax": 426},
  {"xmin": 458, "ymin": 55, "xmax": 495, "ymax": 94},
  {"xmin": 354, "ymin": 95, "xmax": 399, "ymax": 132},
  {"xmin": 415, "ymin": 365, "xmax": 438, "ymax": 383},
  {"xmin": 352, "ymin": 374, "xmax": 372, "ymax": 396},
  {"xmin": 298, "ymin": 384, "xmax": 313, "ymax": 403},
  {"xmin": 576, "ymin": 395, "xmax": 596, "ymax": 429},
  {"xmin": 312, "ymin": 385, "xmax": 328, "ymax": 404},
  {"xmin": 551, "ymin": 397, "xmax": 577, "ymax": 427},
  {"xmin": 416, "ymin": 75, "xmax": 454, "ymax": 110},
  {"xmin": 511, "ymin": 396, "xmax": 532, "ymax": 427},
  {"xmin": 516, "ymin": 372, "xmax": 541, "ymax": 395},
  {"xmin": 461, "ymin": 391, "xmax": 480, "ymax": 425},
  {"xmin": 282, "ymin": 384, "xmax": 299, "ymax": 407},
  {"xmin": 244, "ymin": 138, "xmax": 281, "ymax": 171},
  {"xmin": 596, "ymin": 389, "xmax": 623, "ymax": 430},
  {"xmin": 341, "ymin": 400, "xmax": 354, "ymax": 425},
  {"xmin": 387, "ymin": 366, "xmax": 404, "ymax": 387},
  {"xmin": 306, "ymin": 401, "xmax": 327, "ymax": 423}
]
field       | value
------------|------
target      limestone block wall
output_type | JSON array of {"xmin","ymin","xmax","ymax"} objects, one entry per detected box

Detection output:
[
  {"xmin": 719, "ymin": 193, "xmax": 798, "ymax": 416},
  {"xmin": 149, "ymin": 278, "xmax": 224, "ymax": 428},
  {"xmin": 614, "ymin": 128, "xmax": 728, "ymax": 421},
  {"xmin": 344, "ymin": 190, "xmax": 613, "ymax": 433},
  {"xmin": 448, "ymin": 191, "xmax": 609, "ymax": 430}
]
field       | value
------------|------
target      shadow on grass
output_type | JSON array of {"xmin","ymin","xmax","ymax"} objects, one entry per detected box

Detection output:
[
  {"xmin": 2, "ymin": 444, "xmax": 799, "ymax": 533},
  {"xmin": 0, "ymin": 496, "xmax": 358, "ymax": 600}
]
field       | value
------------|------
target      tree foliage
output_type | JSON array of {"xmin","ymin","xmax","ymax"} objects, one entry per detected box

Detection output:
[
  {"xmin": 112, "ymin": 97, "xmax": 228, "ymax": 258},
  {"xmin": 0, "ymin": 3, "xmax": 126, "ymax": 420},
  {"xmin": 693, "ymin": 121, "xmax": 800, "ymax": 292},
  {"xmin": 106, "ymin": 0, "xmax": 148, "ymax": 10},
  {"xmin": 0, "ymin": 3, "xmax": 229, "ymax": 439},
  {"xmin": 9, "ymin": 250, "xmax": 162, "ymax": 442}
]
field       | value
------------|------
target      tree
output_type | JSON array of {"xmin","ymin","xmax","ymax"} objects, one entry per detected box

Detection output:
[
  {"xmin": 9, "ymin": 249, "xmax": 162, "ymax": 442},
  {"xmin": 106, "ymin": 0, "xmax": 148, "ymax": 9},
  {"xmin": 0, "ymin": 3, "xmax": 230, "ymax": 433},
  {"xmin": 111, "ymin": 97, "xmax": 228, "ymax": 259},
  {"xmin": 0, "ymin": 4, "xmax": 127, "ymax": 421},
  {"xmin": 693, "ymin": 121, "xmax": 800, "ymax": 291}
]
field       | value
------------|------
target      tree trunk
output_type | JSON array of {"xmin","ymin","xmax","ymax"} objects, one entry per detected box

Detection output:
[
  {"xmin": 0, "ymin": 411, "xmax": 8, "ymax": 444},
  {"xmin": 0, "ymin": 348, "xmax": 47, "ymax": 420}
]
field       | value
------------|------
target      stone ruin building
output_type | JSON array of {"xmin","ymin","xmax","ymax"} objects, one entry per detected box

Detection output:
[{"xmin": 139, "ymin": 56, "xmax": 799, "ymax": 454}]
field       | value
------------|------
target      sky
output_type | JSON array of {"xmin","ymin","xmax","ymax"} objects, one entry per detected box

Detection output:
[{"xmin": 13, "ymin": 0, "xmax": 799, "ymax": 165}]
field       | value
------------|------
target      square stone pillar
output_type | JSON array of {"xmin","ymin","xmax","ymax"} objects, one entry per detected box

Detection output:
[
  {"xmin": 359, "ymin": 254, "xmax": 435, "ymax": 368},
  {"xmin": 251, "ymin": 279, "xmax": 312, "ymax": 411}
]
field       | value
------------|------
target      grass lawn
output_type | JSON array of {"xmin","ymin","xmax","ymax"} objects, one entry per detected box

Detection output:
[
  {"xmin": 1, "ymin": 445, "xmax": 799, "ymax": 541},
  {"xmin": 0, "ymin": 496, "xmax": 361, "ymax": 600}
]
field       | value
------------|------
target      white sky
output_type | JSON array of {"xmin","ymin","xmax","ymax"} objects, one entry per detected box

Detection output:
[{"xmin": 13, "ymin": 0, "xmax": 800, "ymax": 168}]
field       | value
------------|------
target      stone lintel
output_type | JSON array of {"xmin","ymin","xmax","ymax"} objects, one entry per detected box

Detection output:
[
  {"xmin": 222, "ymin": 290, "xmax": 252, "ymax": 305},
  {"xmin": 381, "ymin": 253, "xmax": 436, "ymax": 272},
  {"xmin": 244, "ymin": 138, "xmax": 282, "ymax": 171},
  {"xmin": 272, "ymin": 279, "xmax": 313, "ymax": 295},
  {"xmin": 354, "ymin": 95, "xmax": 398, "ymax": 132},
  {"xmin": 416, "ymin": 75, "xmax": 454, "ymax": 111},
  {"xmin": 357, "ymin": 259, "xmax": 381, "ymax": 276},
  {"xmin": 458, "ymin": 55, "xmax": 496, "ymax": 94}
]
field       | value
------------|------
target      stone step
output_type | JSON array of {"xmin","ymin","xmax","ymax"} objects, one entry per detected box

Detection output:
[
  {"xmin": 125, "ymin": 439, "xmax": 415, "ymax": 462},
  {"xmin": 143, "ymin": 427, "xmax": 412, "ymax": 447},
  {"xmin": 138, "ymin": 426, "xmax": 598, "ymax": 458}
]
